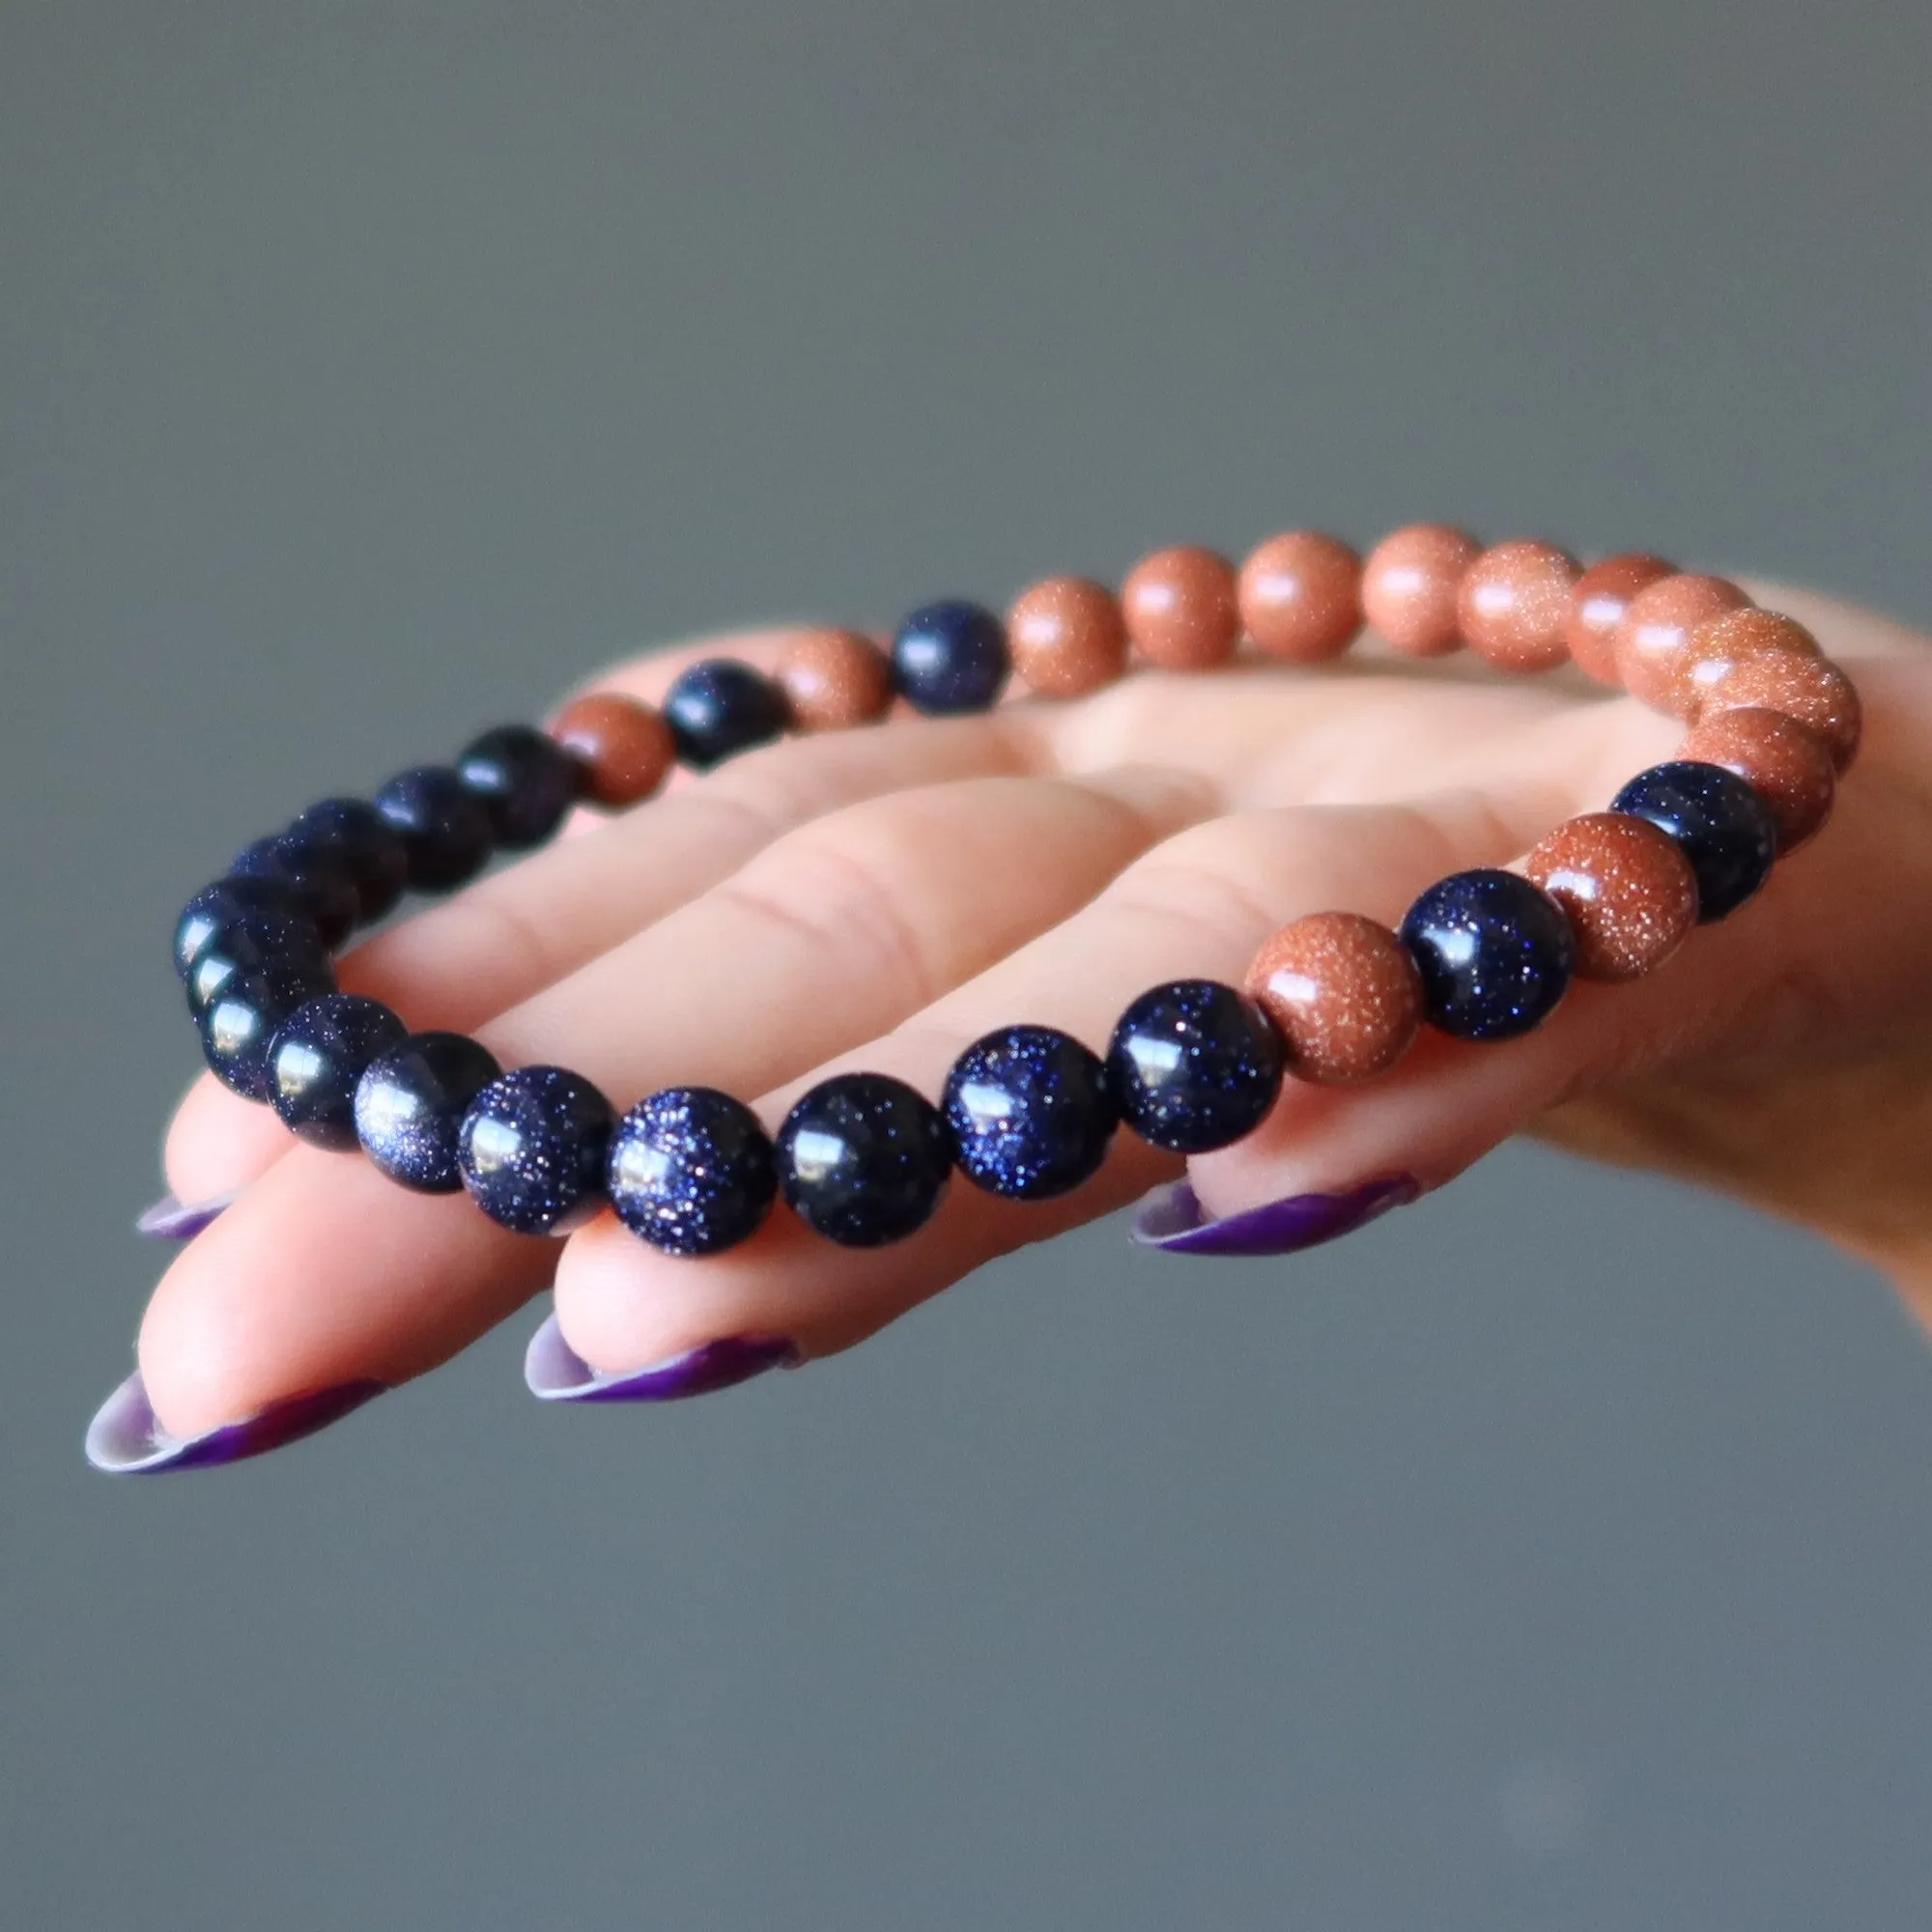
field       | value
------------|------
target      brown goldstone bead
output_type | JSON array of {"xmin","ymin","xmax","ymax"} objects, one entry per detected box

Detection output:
[
  {"xmin": 1612, "ymin": 573, "xmax": 1749, "ymax": 712},
  {"xmin": 1696, "ymin": 649, "xmax": 1862, "ymax": 773},
  {"xmin": 1236, "ymin": 530, "xmax": 1363, "ymax": 662},
  {"xmin": 1243, "ymin": 911, "xmax": 1423, "ymax": 1086},
  {"xmin": 549, "ymin": 692, "xmax": 677, "ymax": 808},
  {"xmin": 1676, "ymin": 608, "xmax": 1820, "ymax": 720},
  {"xmin": 1564, "ymin": 553, "xmax": 1675, "ymax": 685},
  {"xmin": 777, "ymin": 627, "xmax": 894, "ymax": 731},
  {"xmin": 1360, "ymin": 523, "xmax": 1480, "ymax": 657},
  {"xmin": 1121, "ymin": 545, "xmax": 1241, "ymax": 670},
  {"xmin": 1680, "ymin": 705, "xmax": 1836, "ymax": 854},
  {"xmin": 1523, "ymin": 812, "xmax": 1699, "ymax": 982},
  {"xmin": 1007, "ymin": 576, "xmax": 1129, "ymax": 697},
  {"xmin": 1456, "ymin": 539, "xmax": 1581, "ymax": 673}
]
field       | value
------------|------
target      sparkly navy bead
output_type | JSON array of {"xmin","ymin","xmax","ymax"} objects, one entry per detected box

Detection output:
[
  {"xmin": 943, "ymin": 1025, "xmax": 1117, "ymax": 1200},
  {"xmin": 267, "ymin": 994, "xmax": 410, "ymax": 1150},
  {"xmin": 776, "ymin": 1072, "xmax": 952, "ymax": 1247},
  {"xmin": 374, "ymin": 765, "xmax": 495, "ymax": 892},
  {"xmin": 891, "ymin": 600, "xmax": 1010, "ymax": 715},
  {"xmin": 186, "ymin": 909, "xmax": 332, "ymax": 1018},
  {"xmin": 229, "ymin": 835, "xmax": 359, "ymax": 949},
  {"xmin": 457, "ymin": 1065, "xmax": 616, "ymax": 1235},
  {"xmin": 198, "ymin": 958, "xmax": 338, "ymax": 1100},
  {"xmin": 662, "ymin": 660, "xmax": 791, "ymax": 770},
  {"xmin": 456, "ymin": 724, "xmax": 582, "ymax": 849},
  {"xmin": 1400, "ymin": 868, "xmax": 1575, "ymax": 1041},
  {"xmin": 1611, "ymin": 759, "xmax": 1777, "ymax": 923},
  {"xmin": 174, "ymin": 875, "xmax": 304, "ymax": 980},
  {"xmin": 607, "ymin": 1087, "xmax": 779, "ymax": 1257},
  {"xmin": 1105, "ymin": 980, "xmax": 1285, "ymax": 1153},
  {"xmin": 287, "ymin": 797, "xmax": 409, "ymax": 923},
  {"xmin": 354, "ymin": 1031, "xmax": 502, "ymax": 1193}
]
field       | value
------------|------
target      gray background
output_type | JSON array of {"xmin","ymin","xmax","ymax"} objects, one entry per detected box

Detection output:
[{"xmin": 4, "ymin": 2, "xmax": 1931, "ymax": 1926}]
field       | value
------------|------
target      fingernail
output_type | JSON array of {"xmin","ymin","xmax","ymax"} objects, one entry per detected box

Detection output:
[
  {"xmin": 84, "ymin": 1370, "xmax": 384, "ymax": 1474},
  {"xmin": 524, "ymin": 1313, "xmax": 800, "ymax": 1404},
  {"xmin": 135, "ymin": 1189, "xmax": 239, "ymax": 1241},
  {"xmin": 1130, "ymin": 1172, "xmax": 1419, "ymax": 1258}
]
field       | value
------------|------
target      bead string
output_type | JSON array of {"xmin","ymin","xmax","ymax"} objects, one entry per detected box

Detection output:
[{"xmin": 171, "ymin": 526, "xmax": 1862, "ymax": 1255}]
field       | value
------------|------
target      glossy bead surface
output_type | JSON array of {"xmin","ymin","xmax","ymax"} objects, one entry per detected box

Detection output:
[
  {"xmin": 942, "ymin": 1025, "xmax": 1117, "ymax": 1201},
  {"xmin": 267, "ymin": 993, "xmax": 410, "ymax": 1150},
  {"xmin": 374, "ymin": 765, "xmax": 495, "ymax": 891},
  {"xmin": 1121, "ymin": 545, "xmax": 1241, "ymax": 670},
  {"xmin": 456, "ymin": 724, "xmax": 582, "ymax": 848},
  {"xmin": 1237, "ymin": 531, "xmax": 1362, "ymax": 662},
  {"xmin": 662, "ymin": 659, "xmax": 791, "ymax": 768},
  {"xmin": 1522, "ymin": 813, "xmax": 1699, "ymax": 981},
  {"xmin": 776, "ymin": 629, "xmax": 895, "ymax": 731},
  {"xmin": 607, "ymin": 1087, "xmax": 779, "ymax": 1257},
  {"xmin": 1006, "ymin": 577, "xmax": 1128, "ymax": 698},
  {"xmin": 549, "ymin": 693, "xmax": 678, "ymax": 806},
  {"xmin": 1563, "ymin": 553, "xmax": 1675, "ymax": 685},
  {"xmin": 354, "ymin": 1031, "xmax": 503, "ymax": 1193},
  {"xmin": 1105, "ymin": 980, "xmax": 1284, "ymax": 1153},
  {"xmin": 286, "ymin": 798, "xmax": 410, "ymax": 923},
  {"xmin": 1455, "ymin": 539, "xmax": 1580, "ymax": 672},
  {"xmin": 198, "ymin": 959, "xmax": 338, "ymax": 1100},
  {"xmin": 229, "ymin": 835, "xmax": 359, "ymax": 948},
  {"xmin": 186, "ymin": 909, "xmax": 332, "ymax": 1019},
  {"xmin": 173, "ymin": 875, "xmax": 304, "ymax": 980},
  {"xmin": 1400, "ymin": 870, "xmax": 1574, "ymax": 1041},
  {"xmin": 1243, "ymin": 912, "xmax": 1423, "ymax": 1085},
  {"xmin": 1613, "ymin": 574, "xmax": 1749, "ymax": 711},
  {"xmin": 1696, "ymin": 649, "xmax": 1861, "ymax": 773},
  {"xmin": 1676, "ymin": 609, "xmax": 1820, "ymax": 719},
  {"xmin": 458, "ymin": 1065, "xmax": 615, "ymax": 1235},
  {"xmin": 1360, "ymin": 524, "xmax": 1480, "ymax": 658},
  {"xmin": 1612, "ymin": 761, "xmax": 1777, "ymax": 923},
  {"xmin": 776, "ymin": 1072, "xmax": 952, "ymax": 1247},
  {"xmin": 892, "ymin": 601, "xmax": 1010, "ymax": 715},
  {"xmin": 1680, "ymin": 705, "xmax": 1836, "ymax": 854}
]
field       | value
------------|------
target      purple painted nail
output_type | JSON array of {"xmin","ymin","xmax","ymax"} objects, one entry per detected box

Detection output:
[
  {"xmin": 84, "ymin": 1370, "xmax": 384, "ymax": 1474},
  {"xmin": 524, "ymin": 1313, "xmax": 799, "ymax": 1404},
  {"xmin": 135, "ymin": 1190, "xmax": 239, "ymax": 1241},
  {"xmin": 1130, "ymin": 1172, "xmax": 1419, "ymax": 1258}
]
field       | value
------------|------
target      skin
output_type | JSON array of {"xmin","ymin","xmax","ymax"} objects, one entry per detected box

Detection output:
[{"xmin": 137, "ymin": 585, "xmax": 1932, "ymax": 1438}]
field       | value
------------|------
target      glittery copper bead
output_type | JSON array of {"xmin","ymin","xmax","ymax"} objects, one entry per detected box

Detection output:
[
  {"xmin": 1236, "ymin": 531, "xmax": 1363, "ymax": 662},
  {"xmin": 1680, "ymin": 705, "xmax": 1837, "ymax": 853},
  {"xmin": 1676, "ymin": 609, "xmax": 1821, "ymax": 720},
  {"xmin": 1243, "ymin": 911, "xmax": 1423, "ymax": 1086},
  {"xmin": 549, "ymin": 693, "xmax": 677, "ymax": 808},
  {"xmin": 1455, "ymin": 539, "xmax": 1580, "ymax": 673},
  {"xmin": 1612, "ymin": 573, "xmax": 1750, "ymax": 712},
  {"xmin": 1007, "ymin": 576, "xmax": 1129, "ymax": 697},
  {"xmin": 1695, "ymin": 649, "xmax": 1862, "ymax": 773},
  {"xmin": 1522, "ymin": 812, "xmax": 1699, "ymax": 982},
  {"xmin": 1564, "ymin": 553, "xmax": 1675, "ymax": 685},
  {"xmin": 777, "ymin": 627, "xmax": 895, "ymax": 731},
  {"xmin": 1121, "ymin": 545, "xmax": 1241, "ymax": 670},
  {"xmin": 1360, "ymin": 523, "xmax": 1480, "ymax": 658}
]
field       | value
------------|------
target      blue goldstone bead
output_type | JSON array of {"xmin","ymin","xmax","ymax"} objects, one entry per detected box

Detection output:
[
  {"xmin": 1105, "ymin": 980, "xmax": 1284, "ymax": 1153},
  {"xmin": 891, "ymin": 600, "xmax": 1009, "ymax": 715},
  {"xmin": 174, "ymin": 875, "xmax": 304, "ymax": 980},
  {"xmin": 662, "ymin": 659, "xmax": 791, "ymax": 770},
  {"xmin": 374, "ymin": 765, "xmax": 495, "ymax": 891},
  {"xmin": 607, "ymin": 1086, "xmax": 779, "ymax": 1257},
  {"xmin": 458, "ymin": 1065, "xmax": 616, "ymax": 1235},
  {"xmin": 230, "ymin": 834, "xmax": 360, "ymax": 949},
  {"xmin": 1400, "ymin": 868, "xmax": 1575, "ymax": 1041},
  {"xmin": 354, "ymin": 1031, "xmax": 503, "ymax": 1193},
  {"xmin": 456, "ymin": 724, "xmax": 582, "ymax": 849},
  {"xmin": 1611, "ymin": 759, "xmax": 1777, "ymax": 923},
  {"xmin": 186, "ymin": 909, "xmax": 332, "ymax": 1019},
  {"xmin": 287, "ymin": 797, "xmax": 410, "ymax": 923},
  {"xmin": 198, "ymin": 958, "xmax": 338, "ymax": 1101},
  {"xmin": 267, "ymin": 993, "xmax": 410, "ymax": 1150},
  {"xmin": 777, "ymin": 1072, "xmax": 952, "ymax": 1247},
  {"xmin": 943, "ymin": 1024, "xmax": 1117, "ymax": 1200}
]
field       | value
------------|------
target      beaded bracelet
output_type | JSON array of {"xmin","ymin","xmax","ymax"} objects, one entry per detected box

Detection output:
[{"xmin": 170, "ymin": 526, "xmax": 1861, "ymax": 1256}]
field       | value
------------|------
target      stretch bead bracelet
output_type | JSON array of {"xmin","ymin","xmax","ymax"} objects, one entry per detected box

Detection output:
[{"xmin": 169, "ymin": 526, "xmax": 1861, "ymax": 1256}]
